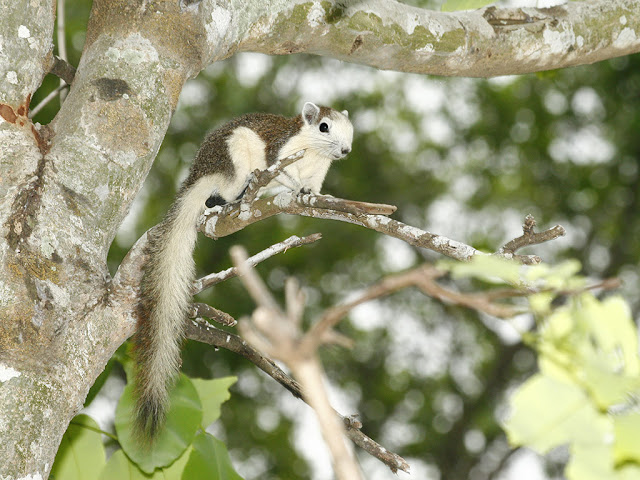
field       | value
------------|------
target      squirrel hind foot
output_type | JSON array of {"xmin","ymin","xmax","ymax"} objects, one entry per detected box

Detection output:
[{"xmin": 205, "ymin": 194, "xmax": 226, "ymax": 208}]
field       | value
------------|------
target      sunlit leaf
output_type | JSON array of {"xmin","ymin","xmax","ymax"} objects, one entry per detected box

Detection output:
[
  {"xmin": 541, "ymin": 307, "xmax": 574, "ymax": 343},
  {"xmin": 613, "ymin": 413, "xmax": 640, "ymax": 465},
  {"xmin": 191, "ymin": 376, "xmax": 237, "ymax": 429},
  {"xmin": 50, "ymin": 414, "xmax": 106, "ymax": 480},
  {"xmin": 577, "ymin": 296, "xmax": 639, "ymax": 375},
  {"xmin": 115, "ymin": 374, "xmax": 202, "ymax": 474},
  {"xmin": 529, "ymin": 291, "xmax": 554, "ymax": 314},
  {"xmin": 566, "ymin": 443, "xmax": 616, "ymax": 480},
  {"xmin": 504, "ymin": 373, "xmax": 611, "ymax": 453},
  {"xmin": 446, "ymin": 254, "xmax": 521, "ymax": 285},
  {"xmin": 617, "ymin": 464, "xmax": 640, "ymax": 480},
  {"xmin": 581, "ymin": 363, "xmax": 640, "ymax": 409},
  {"xmin": 566, "ymin": 441, "xmax": 640, "ymax": 480},
  {"xmin": 99, "ymin": 450, "xmax": 145, "ymax": 480}
]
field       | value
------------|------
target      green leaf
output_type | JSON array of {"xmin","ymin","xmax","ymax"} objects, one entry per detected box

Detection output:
[
  {"xmin": 581, "ymin": 363, "xmax": 640, "ymax": 409},
  {"xmin": 441, "ymin": 0, "xmax": 493, "ymax": 12},
  {"xmin": 99, "ymin": 447, "xmax": 191, "ymax": 480},
  {"xmin": 446, "ymin": 254, "xmax": 521, "ymax": 285},
  {"xmin": 504, "ymin": 373, "xmax": 611, "ymax": 453},
  {"xmin": 617, "ymin": 465, "xmax": 640, "ymax": 480},
  {"xmin": 191, "ymin": 376, "xmax": 237, "ymax": 428},
  {"xmin": 99, "ymin": 450, "xmax": 148, "ymax": 480},
  {"xmin": 182, "ymin": 433, "xmax": 244, "ymax": 480},
  {"xmin": 540, "ymin": 306, "xmax": 574, "ymax": 344},
  {"xmin": 566, "ymin": 441, "xmax": 640, "ymax": 480},
  {"xmin": 525, "ymin": 260, "xmax": 583, "ymax": 290},
  {"xmin": 529, "ymin": 291, "xmax": 554, "ymax": 315},
  {"xmin": 566, "ymin": 443, "xmax": 616, "ymax": 480},
  {"xmin": 613, "ymin": 413, "xmax": 640, "ymax": 465},
  {"xmin": 537, "ymin": 294, "xmax": 640, "ymax": 407},
  {"xmin": 115, "ymin": 374, "xmax": 203, "ymax": 474},
  {"xmin": 50, "ymin": 414, "xmax": 106, "ymax": 480},
  {"xmin": 578, "ymin": 296, "xmax": 639, "ymax": 376}
]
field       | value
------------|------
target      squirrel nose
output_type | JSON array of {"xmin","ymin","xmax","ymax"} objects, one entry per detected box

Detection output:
[{"xmin": 341, "ymin": 147, "xmax": 351, "ymax": 155}]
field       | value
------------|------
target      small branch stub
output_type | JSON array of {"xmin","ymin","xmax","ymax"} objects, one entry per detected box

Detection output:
[
  {"xmin": 499, "ymin": 214, "xmax": 566, "ymax": 259},
  {"xmin": 189, "ymin": 303, "xmax": 236, "ymax": 327}
]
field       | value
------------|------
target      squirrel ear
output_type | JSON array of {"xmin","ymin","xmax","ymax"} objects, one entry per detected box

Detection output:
[
  {"xmin": 341, "ymin": 110, "xmax": 349, "ymax": 119},
  {"xmin": 302, "ymin": 102, "xmax": 320, "ymax": 125}
]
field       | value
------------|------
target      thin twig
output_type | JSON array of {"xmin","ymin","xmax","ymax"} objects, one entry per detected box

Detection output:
[
  {"xmin": 304, "ymin": 266, "xmax": 422, "ymax": 351},
  {"xmin": 189, "ymin": 303, "xmax": 237, "ymax": 327},
  {"xmin": 50, "ymin": 55, "xmax": 76, "ymax": 85},
  {"xmin": 29, "ymin": 85, "xmax": 68, "ymax": 118},
  {"xmin": 499, "ymin": 214, "xmax": 566, "ymax": 255},
  {"xmin": 57, "ymin": 0, "xmax": 69, "ymax": 101},
  {"xmin": 487, "ymin": 446, "xmax": 522, "ymax": 480},
  {"xmin": 192, "ymin": 234, "xmax": 322, "ymax": 294},
  {"xmin": 230, "ymin": 246, "xmax": 282, "ymax": 314},
  {"xmin": 185, "ymin": 318, "xmax": 303, "ymax": 398},
  {"xmin": 413, "ymin": 266, "xmax": 521, "ymax": 318},
  {"xmin": 484, "ymin": 276, "xmax": 621, "ymax": 301},
  {"xmin": 240, "ymin": 149, "xmax": 307, "ymax": 205},
  {"xmin": 183, "ymin": 317, "xmax": 410, "ymax": 473},
  {"xmin": 304, "ymin": 262, "xmax": 528, "ymax": 353},
  {"xmin": 295, "ymin": 194, "xmax": 396, "ymax": 215}
]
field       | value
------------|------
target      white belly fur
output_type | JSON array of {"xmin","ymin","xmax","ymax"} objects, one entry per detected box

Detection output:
[
  {"xmin": 223, "ymin": 126, "xmax": 268, "ymax": 201},
  {"xmin": 278, "ymin": 132, "xmax": 333, "ymax": 193}
]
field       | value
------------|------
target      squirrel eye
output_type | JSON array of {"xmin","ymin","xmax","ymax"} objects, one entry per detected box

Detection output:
[{"xmin": 319, "ymin": 122, "xmax": 329, "ymax": 133}]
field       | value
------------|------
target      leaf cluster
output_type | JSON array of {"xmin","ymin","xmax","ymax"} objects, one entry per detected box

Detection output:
[{"xmin": 50, "ymin": 372, "xmax": 240, "ymax": 480}]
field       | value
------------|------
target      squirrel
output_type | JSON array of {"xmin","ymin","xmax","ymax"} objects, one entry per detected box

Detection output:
[{"xmin": 133, "ymin": 102, "xmax": 353, "ymax": 438}]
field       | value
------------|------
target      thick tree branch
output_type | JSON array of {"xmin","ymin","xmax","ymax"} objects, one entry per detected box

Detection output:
[
  {"xmin": 238, "ymin": 0, "xmax": 640, "ymax": 77},
  {"xmin": 202, "ymin": 193, "xmax": 559, "ymax": 263}
]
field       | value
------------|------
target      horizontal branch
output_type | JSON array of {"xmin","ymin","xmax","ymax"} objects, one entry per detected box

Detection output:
[
  {"xmin": 238, "ymin": 0, "xmax": 640, "ymax": 77},
  {"xmin": 203, "ymin": 194, "xmax": 564, "ymax": 264},
  {"xmin": 202, "ymin": 192, "xmax": 486, "ymax": 262}
]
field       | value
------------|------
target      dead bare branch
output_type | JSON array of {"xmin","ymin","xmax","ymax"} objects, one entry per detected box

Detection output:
[
  {"xmin": 499, "ymin": 214, "xmax": 566, "ymax": 256},
  {"xmin": 231, "ymin": 246, "xmax": 363, "ymax": 480},
  {"xmin": 203, "ymin": 198, "xmax": 564, "ymax": 265},
  {"xmin": 183, "ymin": 317, "xmax": 410, "ymax": 473},
  {"xmin": 189, "ymin": 303, "xmax": 236, "ymax": 327}
]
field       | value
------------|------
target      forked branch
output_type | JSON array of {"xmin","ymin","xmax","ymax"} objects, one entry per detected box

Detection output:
[{"xmin": 231, "ymin": 246, "xmax": 364, "ymax": 480}]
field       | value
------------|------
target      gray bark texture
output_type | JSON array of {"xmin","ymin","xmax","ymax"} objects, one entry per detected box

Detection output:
[{"xmin": 0, "ymin": 0, "xmax": 638, "ymax": 478}]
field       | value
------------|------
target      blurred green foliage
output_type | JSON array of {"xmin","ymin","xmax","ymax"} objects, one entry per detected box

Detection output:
[{"xmin": 38, "ymin": 1, "xmax": 640, "ymax": 479}]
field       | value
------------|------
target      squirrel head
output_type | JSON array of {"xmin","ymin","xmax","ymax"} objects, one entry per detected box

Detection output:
[{"xmin": 300, "ymin": 102, "xmax": 353, "ymax": 160}]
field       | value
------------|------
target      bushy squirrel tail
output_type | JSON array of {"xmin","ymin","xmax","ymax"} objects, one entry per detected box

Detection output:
[{"xmin": 133, "ymin": 184, "xmax": 206, "ymax": 439}]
